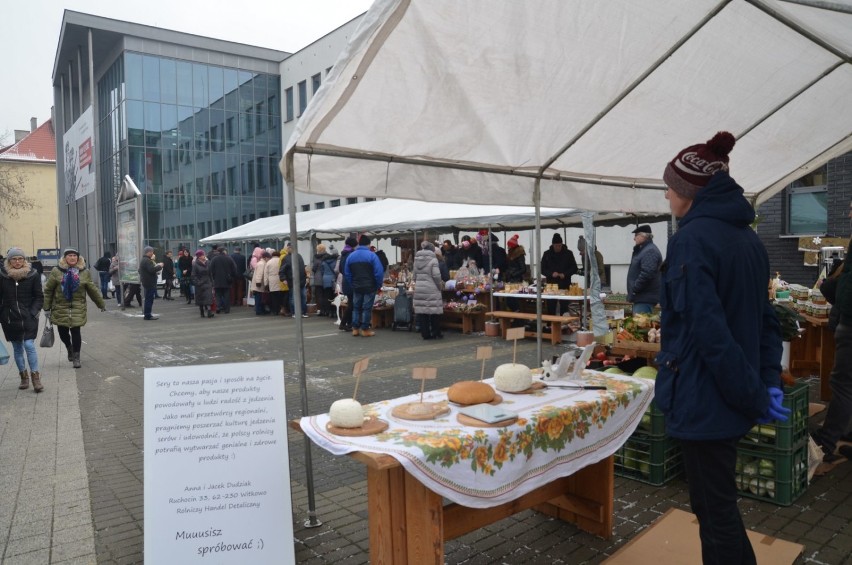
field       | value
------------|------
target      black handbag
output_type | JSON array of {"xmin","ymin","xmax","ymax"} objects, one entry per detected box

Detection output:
[{"xmin": 40, "ymin": 316, "xmax": 55, "ymax": 348}]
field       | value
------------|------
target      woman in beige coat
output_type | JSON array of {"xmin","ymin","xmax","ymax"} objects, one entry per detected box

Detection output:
[
  {"xmin": 265, "ymin": 250, "xmax": 284, "ymax": 316},
  {"xmin": 251, "ymin": 251, "xmax": 270, "ymax": 315}
]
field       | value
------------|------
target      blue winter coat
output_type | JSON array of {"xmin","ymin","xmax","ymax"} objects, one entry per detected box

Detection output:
[
  {"xmin": 655, "ymin": 171, "xmax": 782, "ymax": 440},
  {"xmin": 626, "ymin": 240, "xmax": 662, "ymax": 304},
  {"xmin": 343, "ymin": 246, "xmax": 384, "ymax": 294}
]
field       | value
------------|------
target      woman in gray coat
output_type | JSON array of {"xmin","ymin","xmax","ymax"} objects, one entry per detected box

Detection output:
[{"xmin": 413, "ymin": 241, "xmax": 444, "ymax": 340}]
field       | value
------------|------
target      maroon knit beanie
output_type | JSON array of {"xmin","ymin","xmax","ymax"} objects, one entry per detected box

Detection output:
[{"xmin": 663, "ymin": 131, "xmax": 736, "ymax": 199}]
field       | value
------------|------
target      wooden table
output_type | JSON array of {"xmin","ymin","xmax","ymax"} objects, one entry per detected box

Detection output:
[
  {"xmin": 360, "ymin": 450, "xmax": 612, "ymax": 564},
  {"xmin": 789, "ymin": 313, "xmax": 835, "ymax": 401},
  {"xmin": 441, "ymin": 309, "xmax": 486, "ymax": 334},
  {"xmin": 486, "ymin": 311, "xmax": 579, "ymax": 345},
  {"xmin": 290, "ymin": 422, "xmax": 613, "ymax": 564},
  {"xmin": 371, "ymin": 306, "xmax": 395, "ymax": 329},
  {"xmin": 293, "ymin": 373, "xmax": 654, "ymax": 564}
]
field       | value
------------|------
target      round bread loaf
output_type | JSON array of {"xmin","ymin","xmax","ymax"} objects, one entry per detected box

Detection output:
[
  {"xmin": 447, "ymin": 381, "xmax": 496, "ymax": 405},
  {"xmin": 329, "ymin": 399, "xmax": 365, "ymax": 428},
  {"xmin": 494, "ymin": 363, "xmax": 532, "ymax": 392}
]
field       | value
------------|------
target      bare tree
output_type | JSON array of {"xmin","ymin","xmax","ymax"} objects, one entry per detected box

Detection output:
[
  {"xmin": 0, "ymin": 164, "xmax": 34, "ymax": 218},
  {"xmin": 0, "ymin": 129, "xmax": 36, "ymax": 217}
]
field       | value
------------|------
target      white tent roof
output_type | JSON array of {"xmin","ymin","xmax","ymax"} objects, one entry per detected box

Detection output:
[
  {"xmin": 283, "ymin": 0, "xmax": 852, "ymax": 213},
  {"xmin": 199, "ymin": 198, "xmax": 641, "ymax": 243}
]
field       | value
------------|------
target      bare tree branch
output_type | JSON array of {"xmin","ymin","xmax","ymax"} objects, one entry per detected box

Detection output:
[{"xmin": 0, "ymin": 164, "xmax": 35, "ymax": 218}]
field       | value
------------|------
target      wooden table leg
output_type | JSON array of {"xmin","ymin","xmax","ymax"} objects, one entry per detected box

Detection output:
[
  {"xmin": 549, "ymin": 322, "xmax": 562, "ymax": 345},
  {"xmin": 533, "ymin": 456, "xmax": 614, "ymax": 538},
  {"xmin": 367, "ymin": 466, "xmax": 408, "ymax": 564},
  {"xmin": 461, "ymin": 314, "xmax": 471, "ymax": 334},
  {"xmin": 404, "ymin": 471, "xmax": 443, "ymax": 564},
  {"xmin": 819, "ymin": 325, "xmax": 835, "ymax": 401},
  {"xmin": 367, "ymin": 466, "xmax": 443, "ymax": 564}
]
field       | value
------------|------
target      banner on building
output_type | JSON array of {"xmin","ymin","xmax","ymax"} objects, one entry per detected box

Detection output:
[{"xmin": 63, "ymin": 106, "xmax": 95, "ymax": 203}]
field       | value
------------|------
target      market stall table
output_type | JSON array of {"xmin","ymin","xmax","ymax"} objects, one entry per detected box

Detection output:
[
  {"xmin": 493, "ymin": 291, "xmax": 591, "ymax": 317},
  {"xmin": 789, "ymin": 312, "xmax": 835, "ymax": 401},
  {"xmin": 441, "ymin": 308, "xmax": 486, "ymax": 334},
  {"xmin": 295, "ymin": 373, "xmax": 654, "ymax": 563},
  {"xmin": 371, "ymin": 306, "xmax": 395, "ymax": 329}
]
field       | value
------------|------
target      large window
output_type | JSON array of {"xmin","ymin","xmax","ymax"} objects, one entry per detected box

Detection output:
[
  {"xmin": 787, "ymin": 166, "xmax": 827, "ymax": 235},
  {"xmin": 312, "ymin": 73, "xmax": 322, "ymax": 95},
  {"xmin": 98, "ymin": 51, "xmax": 282, "ymax": 252},
  {"xmin": 285, "ymin": 87, "xmax": 294, "ymax": 122},
  {"xmin": 298, "ymin": 81, "xmax": 307, "ymax": 116}
]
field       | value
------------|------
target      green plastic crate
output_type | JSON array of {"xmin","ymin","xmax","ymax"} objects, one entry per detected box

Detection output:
[
  {"xmin": 615, "ymin": 434, "xmax": 682, "ymax": 486},
  {"xmin": 735, "ymin": 443, "xmax": 808, "ymax": 506},
  {"xmin": 739, "ymin": 381, "xmax": 809, "ymax": 453},
  {"xmin": 634, "ymin": 400, "xmax": 665, "ymax": 437}
]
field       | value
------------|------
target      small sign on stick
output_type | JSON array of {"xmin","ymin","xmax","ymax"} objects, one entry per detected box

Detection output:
[
  {"xmin": 352, "ymin": 357, "xmax": 370, "ymax": 401},
  {"xmin": 476, "ymin": 346, "xmax": 493, "ymax": 381},
  {"xmin": 412, "ymin": 367, "xmax": 438, "ymax": 402},
  {"xmin": 506, "ymin": 327, "xmax": 525, "ymax": 364}
]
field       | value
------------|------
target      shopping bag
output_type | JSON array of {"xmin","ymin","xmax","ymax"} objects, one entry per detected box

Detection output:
[
  {"xmin": 0, "ymin": 339, "xmax": 9, "ymax": 365},
  {"xmin": 40, "ymin": 317, "xmax": 55, "ymax": 348}
]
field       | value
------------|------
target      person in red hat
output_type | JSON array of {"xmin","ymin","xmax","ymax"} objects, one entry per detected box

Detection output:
[
  {"xmin": 503, "ymin": 235, "xmax": 526, "ymax": 312},
  {"xmin": 657, "ymin": 132, "xmax": 787, "ymax": 565}
]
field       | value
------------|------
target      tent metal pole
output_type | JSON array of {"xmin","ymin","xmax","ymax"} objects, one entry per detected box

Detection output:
[
  {"xmin": 582, "ymin": 235, "xmax": 588, "ymax": 331},
  {"xmin": 534, "ymin": 179, "xmax": 543, "ymax": 363},
  {"xmin": 285, "ymin": 166, "xmax": 321, "ymax": 528},
  {"xmin": 488, "ymin": 224, "xmax": 495, "ymax": 316}
]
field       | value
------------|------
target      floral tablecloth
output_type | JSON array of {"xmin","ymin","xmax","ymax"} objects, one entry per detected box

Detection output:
[{"xmin": 300, "ymin": 371, "xmax": 654, "ymax": 508}]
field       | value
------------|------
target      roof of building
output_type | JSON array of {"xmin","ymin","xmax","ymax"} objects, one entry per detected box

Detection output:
[{"xmin": 0, "ymin": 119, "xmax": 56, "ymax": 163}]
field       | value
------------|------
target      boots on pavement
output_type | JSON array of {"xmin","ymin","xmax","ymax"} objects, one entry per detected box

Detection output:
[
  {"xmin": 31, "ymin": 372, "xmax": 44, "ymax": 393},
  {"xmin": 73, "ymin": 352, "xmax": 82, "ymax": 369},
  {"xmin": 18, "ymin": 370, "xmax": 30, "ymax": 390}
]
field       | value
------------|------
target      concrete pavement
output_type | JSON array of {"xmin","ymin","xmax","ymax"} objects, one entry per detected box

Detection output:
[{"xmin": 1, "ymin": 297, "xmax": 851, "ymax": 564}]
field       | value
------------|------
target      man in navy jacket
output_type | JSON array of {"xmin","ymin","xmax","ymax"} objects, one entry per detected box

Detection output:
[
  {"xmin": 343, "ymin": 235, "xmax": 384, "ymax": 337},
  {"xmin": 657, "ymin": 132, "xmax": 787, "ymax": 565}
]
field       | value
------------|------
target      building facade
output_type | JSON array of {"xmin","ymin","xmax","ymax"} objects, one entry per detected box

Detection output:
[
  {"xmin": 0, "ymin": 119, "xmax": 59, "ymax": 256},
  {"xmin": 756, "ymin": 153, "xmax": 852, "ymax": 286},
  {"xmin": 53, "ymin": 11, "xmax": 288, "ymax": 259}
]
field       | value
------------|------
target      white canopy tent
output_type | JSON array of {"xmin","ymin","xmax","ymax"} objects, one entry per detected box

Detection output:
[
  {"xmin": 284, "ymin": 0, "xmax": 852, "ymax": 211},
  {"xmin": 199, "ymin": 198, "xmax": 661, "ymax": 243},
  {"xmin": 279, "ymin": 0, "xmax": 852, "ymax": 525}
]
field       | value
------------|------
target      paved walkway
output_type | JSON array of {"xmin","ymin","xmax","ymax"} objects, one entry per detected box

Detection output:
[
  {"xmin": 0, "ymin": 339, "xmax": 96, "ymax": 564},
  {"xmin": 1, "ymin": 297, "xmax": 851, "ymax": 564}
]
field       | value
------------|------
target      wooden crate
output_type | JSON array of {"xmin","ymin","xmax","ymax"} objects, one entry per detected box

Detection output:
[{"xmin": 612, "ymin": 340, "xmax": 660, "ymax": 365}]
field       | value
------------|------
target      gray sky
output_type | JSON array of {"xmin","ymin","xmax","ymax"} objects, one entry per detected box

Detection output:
[{"xmin": 0, "ymin": 0, "xmax": 373, "ymax": 143}]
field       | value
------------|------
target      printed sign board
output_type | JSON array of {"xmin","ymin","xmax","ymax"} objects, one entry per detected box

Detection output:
[{"xmin": 143, "ymin": 361, "xmax": 295, "ymax": 564}]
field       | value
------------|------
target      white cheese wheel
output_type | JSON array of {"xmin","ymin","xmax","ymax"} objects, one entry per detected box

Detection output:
[
  {"xmin": 329, "ymin": 399, "xmax": 365, "ymax": 428},
  {"xmin": 493, "ymin": 363, "xmax": 532, "ymax": 392}
]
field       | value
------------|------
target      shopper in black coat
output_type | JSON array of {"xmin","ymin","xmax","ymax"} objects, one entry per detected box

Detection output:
[{"xmin": 0, "ymin": 248, "xmax": 45, "ymax": 391}]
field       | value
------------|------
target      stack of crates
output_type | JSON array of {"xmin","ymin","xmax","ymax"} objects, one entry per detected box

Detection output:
[
  {"xmin": 614, "ymin": 400, "xmax": 683, "ymax": 486},
  {"xmin": 735, "ymin": 381, "xmax": 810, "ymax": 506}
]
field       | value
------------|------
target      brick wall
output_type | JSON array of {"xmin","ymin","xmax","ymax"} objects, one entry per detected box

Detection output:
[{"xmin": 756, "ymin": 152, "xmax": 852, "ymax": 286}]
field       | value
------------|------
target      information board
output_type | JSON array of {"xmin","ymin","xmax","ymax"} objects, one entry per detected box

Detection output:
[{"xmin": 144, "ymin": 361, "xmax": 294, "ymax": 563}]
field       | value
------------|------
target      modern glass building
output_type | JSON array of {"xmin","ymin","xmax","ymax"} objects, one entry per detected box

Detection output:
[{"xmin": 53, "ymin": 11, "xmax": 288, "ymax": 258}]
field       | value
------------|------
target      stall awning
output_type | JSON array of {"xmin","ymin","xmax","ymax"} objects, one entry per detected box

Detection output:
[{"xmin": 283, "ymin": 0, "xmax": 852, "ymax": 212}]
